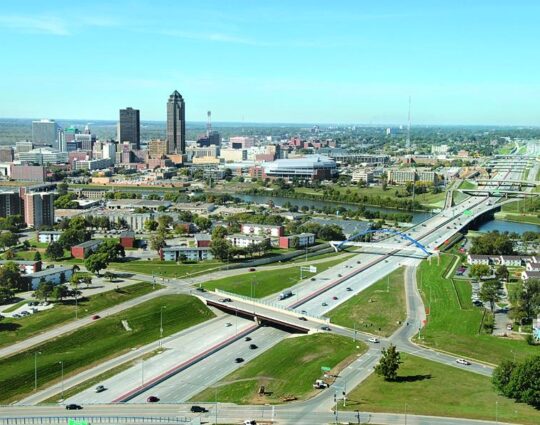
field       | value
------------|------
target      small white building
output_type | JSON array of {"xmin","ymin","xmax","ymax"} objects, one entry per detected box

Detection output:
[
  {"xmin": 161, "ymin": 246, "xmax": 213, "ymax": 262},
  {"xmin": 526, "ymin": 262, "xmax": 540, "ymax": 272},
  {"xmin": 241, "ymin": 223, "xmax": 284, "ymax": 237},
  {"xmin": 279, "ymin": 233, "xmax": 316, "ymax": 249},
  {"xmin": 37, "ymin": 231, "xmax": 62, "ymax": 243},
  {"xmin": 499, "ymin": 255, "xmax": 524, "ymax": 267},
  {"xmin": 521, "ymin": 270, "xmax": 540, "ymax": 281},
  {"xmin": 27, "ymin": 266, "xmax": 74, "ymax": 289},
  {"xmin": 466, "ymin": 254, "xmax": 492, "ymax": 265},
  {"xmin": 226, "ymin": 234, "xmax": 269, "ymax": 248}
]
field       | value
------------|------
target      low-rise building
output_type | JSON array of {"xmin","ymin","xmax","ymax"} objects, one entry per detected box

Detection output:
[
  {"xmin": 37, "ymin": 231, "xmax": 62, "ymax": 243},
  {"xmin": 0, "ymin": 260, "xmax": 41, "ymax": 275},
  {"xmin": 226, "ymin": 234, "xmax": 269, "ymax": 248},
  {"xmin": 466, "ymin": 254, "xmax": 493, "ymax": 265},
  {"xmin": 526, "ymin": 262, "xmax": 540, "ymax": 272},
  {"xmin": 499, "ymin": 255, "xmax": 525, "ymax": 267},
  {"xmin": 194, "ymin": 233, "xmax": 212, "ymax": 248},
  {"xmin": 351, "ymin": 168, "xmax": 374, "ymax": 183},
  {"xmin": 71, "ymin": 240, "xmax": 103, "ymax": 259},
  {"xmin": 279, "ymin": 233, "xmax": 316, "ymax": 249},
  {"xmin": 160, "ymin": 246, "xmax": 213, "ymax": 262},
  {"xmin": 241, "ymin": 223, "xmax": 284, "ymax": 237},
  {"xmin": 26, "ymin": 266, "xmax": 74, "ymax": 289},
  {"xmin": 521, "ymin": 270, "xmax": 540, "ymax": 281},
  {"xmin": 119, "ymin": 231, "xmax": 136, "ymax": 249}
]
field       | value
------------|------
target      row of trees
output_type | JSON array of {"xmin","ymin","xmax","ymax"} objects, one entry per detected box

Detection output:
[
  {"xmin": 493, "ymin": 355, "xmax": 540, "ymax": 408},
  {"xmin": 509, "ymin": 279, "xmax": 540, "ymax": 325},
  {"xmin": 0, "ymin": 262, "xmax": 25, "ymax": 303},
  {"xmin": 470, "ymin": 231, "xmax": 515, "ymax": 255},
  {"xmin": 84, "ymin": 239, "xmax": 126, "ymax": 275}
]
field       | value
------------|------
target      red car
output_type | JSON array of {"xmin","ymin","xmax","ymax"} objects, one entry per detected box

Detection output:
[
  {"xmin": 332, "ymin": 296, "xmax": 338, "ymax": 300},
  {"xmin": 249, "ymin": 268, "xmax": 256, "ymax": 272},
  {"xmin": 147, "ymin": 396, "xmax": 159, "ymax": 403},
  {"xmin": 92, "ymin": 315, "xmax": 100, "ymax": 320}
]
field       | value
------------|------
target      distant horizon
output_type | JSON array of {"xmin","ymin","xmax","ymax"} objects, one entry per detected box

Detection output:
[{"xmin": 1, "ymin": 117, "xmax": 539, "ymax": 130}]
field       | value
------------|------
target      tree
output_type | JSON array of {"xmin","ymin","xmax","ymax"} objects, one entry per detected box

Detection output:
[
  {"xmin": 495, "ymin": 265, "xmax": 510, "ymax": 282},
  {"xmin": 0, "ymin": 286, "xmax": 14, "ymax": 304},
  {"xmin": 469, "ymin": 264, "xmax": 491, "ymax": 280},
  {"xmin": 58, "ymin": 228, "xmax": 91, "ymax": 249},
  {"xmin": 0, "ymin": 232, "xmax": 19, "ymax": 251},
  {"xmin": 33, "ymin": 251, "xmax": 42, "ymax": 262},
  {"xmin": 150, "ymin": 234, "xmax": 166, "ymax": 254},
  {"xmin": 157, "ymin": 215, "xmax": 173, "ymax": 231},
  {"xmin": 0, "ymin": 262, "xmax": 24, "ymax": 290},
  {"xmin": 479, "ymin": 280, "xmax": 502, "ymax": 312},
  {"xmin": 34, "ymin": 279, "xmax": 54, "ymax": 301},
  {"xmin": 211, "ymin": 226, "xmax": 228, "ymax": 240},
  {"xmin": 210, "ymin": 238, "xmax": 231, "ymax": 261},
  {"xmin": 509, "ymin": 279, "xmax": 540, "ymax": 324},
  {"xmin": 3, "ymin": 249, "xmax": 15, "ymax": 260},
  {"xmin": 96, "ymin": 239, "xmax": 125, "ymax": 262},
  {"xmin": 52, "ymin": 284, "xmax": 69, "ymax": 302},
  {"xmin": 493, "ymin": 360, "xmax": 517, "ymax": 396},
  {"xmin": 84, "ymin": 253, "xmax": 108, "ymax": 276},
  {"xmin": 103, "ymin": 271, "xmax": 116, "ymax": 282},
  {"xmin": 470, "ymin": 231, "xmax": 514, "ymax": 255},
  {"xmin": 493, "ymin": 356, "xmax": 540, "ymax": 408},
  {"xmin": 144, "ymin": 219, "xmax": 158, "ymax": 232},
  {"xmin": 194, "ymin": 216, "xmax": 212, "ymax": 231},
  {"xmin": 375, "ymin": 344, "xmax": 401, "ymax": 381},
  {"xmin": 57, "ymin": 181, "xmax": 69, "ymax": 196},
  {"xmin": 45, "ymin": 241, "xmax": 64, "ymax": 260}
]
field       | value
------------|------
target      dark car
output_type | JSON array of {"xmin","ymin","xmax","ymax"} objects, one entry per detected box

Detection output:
[
  {"xmin": 320, "ymin": 326, "xmax": 331, "ymax": 331},
  {"xmin": 332, "ymin": 296, "xmax": 338, "ymax": 300},
  {"xmin": 220, "ymin": 298, "xmax": 232, "ymax": 302},
  {"xmin": 249, "ymin": 268, "xmax": 256, "ymax": 272},
  {"xmin": 346, "ymin": 287, "xmax": 352, "ymax": 291},
  {"xmin": 245, "ymin": 336, "xmax": 252, "ymax": 341},
  {"xmin": 190, "ymin": 405, "xmax": 208, "ymax": 413},
  {"xmin": 92, "ymin": 315, "xmax": 100, "ymax": 320},
  {"xmin": 235, "ymin": 357, "xmax": 244, "ymax": 363},
  {"xmin": 147, "ymin": 396, "xmax": 160, "ymax": 403},
  {"xmin": 298, "ymin": 317, "xmax": 307, "ymax": 321},
  {"xmin": 249, "ymin": 344, "xmax": 258, "ymax": 349},
  {"xmin": 65, "ymin": 404, "xmax": 82, "ymax": 410}
]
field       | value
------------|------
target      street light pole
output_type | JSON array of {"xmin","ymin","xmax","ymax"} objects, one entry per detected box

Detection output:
[
  {"xmin": 159, "ymin": 305, "xmax": 166, "ymax": 348},
  {"xmin": 34, "ymin": 351, "xmax": 41, "ymax": 390},
  {"xmin": 59, "ymin": 361, "xmax": 64, "ymax": 400}
]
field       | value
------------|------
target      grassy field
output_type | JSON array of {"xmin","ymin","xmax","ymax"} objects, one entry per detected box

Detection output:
[
  {"xmin": 2, "ymin": 299, "xmax": 28, "ymax": 313},
  {"xmin": 0, "ymin": 294, "xmax": 214, "ymax": 404},
  {"xmin": 344, "ymin": 353, "xmax": 540, "ymax": 425},
  {"xmin": 416, "ymin": 254, "xmax": 538, "ymax": 364},
  {"xmin": 0, "ymin": 282, "xmax": 162, "ymax": 349},
  {"xmin": 191, "ymin": 333, "xmax": 365, "ymax": 404},
  {"xmin": 203, "ymin": 255, "xmax": 354, "ymax": 298},
  {"xmin": 459, "ymin": 180, "xmax": 477, "ymax": 190},
  {"xmin": 502, "ymin": 199, "xmax": 539, "ymax": 214},
  {"xmin": 495, "ymin": 211, "xmax": 540, "ymax": 225},
  {"xmin": 327, "ymin": 267, "xmax": 406, "ymax": 337},
  {"xmin": 111, "ymin": 259, "xmax": 225, "ymax": 278}
]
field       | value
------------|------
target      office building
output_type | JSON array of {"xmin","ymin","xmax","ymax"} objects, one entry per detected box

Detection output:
[
  {"xmin": 64, "ymin": 125, "xmax": 79, "ymax": 142},
  {"xmin": 0, "ymin": 146, "xmax": 14, "ymax": 162},
  {"xmin": 230, "ymin": 136, "xmax": 254, "ymax": 149},
  {"xmin": 24, "ymin": 192, "xmax": 54, "ymax": 228},
  {"xmin": 119, "ymin": 107, "xmax": 140, "ymax": 149},
  {"xmin": 73, "ymin": 158, "xmax": 112, "ymax": 171},
  {"xmin": 102, "ymin": 142, "xmax": 117, "ymax": 163},
  {"xmin": 16, "ymin": 141, "xmax": 33, "ymax": 153},
  {"xmin": 11, "ymin": 165, "xmax": 47, "ymax": 182},
  {"xmin": 0, "ymin": 191, "xmax": 22, "ymax": 218},
  {"xmin": 75, "ymin": 133, "xmax": 96, "ymax": 152},
  {"xmin": 148, "ymin": 140, "xmax": 168, "ymax": 158},
  {"xmin": 351, "ymin": 168, "xmax": 374, "ymax": 183},
  {"xmin": 32, "ymin": 119, "xmax": 61, "ymax": 149},
  {"xmin": 17, "ymin": 147, "xmax": 68, "ymax": 165},
  {"xmin": 263, "ymin": 155, "xmax": 337, "ymax": 181},
  {"xmin": 166, "ymin": 90, "xmax": 186, "ymax": 154}
]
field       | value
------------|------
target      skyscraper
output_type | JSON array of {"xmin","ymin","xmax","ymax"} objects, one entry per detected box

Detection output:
[
  {"xmin": 119, "ymin": 107, "xmax": 140, "ymax": 149},
  {"xmin": 32, "ymin": 119, "xmax": 61, "ymax": 149},
  {"xmin": 166, "ymin": 91, "xmax": 185, "ymax": 154},
  {"xmin": 23, "ymin": 192, "xmax": 54, "ymax": 228}
]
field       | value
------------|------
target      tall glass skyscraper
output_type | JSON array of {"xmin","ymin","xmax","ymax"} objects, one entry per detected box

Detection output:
[
  {"xmin": 119, "ymin": 107, "xmax": 140, "ymax": 149},
  {"xmin": 166, "ymin": 91, "xmax": 185, "ymax": 154},
  {"xmin": 32, "ymin": 119, "xmax": 61, "ymax": 150}
]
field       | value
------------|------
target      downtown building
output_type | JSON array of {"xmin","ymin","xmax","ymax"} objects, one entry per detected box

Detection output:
[
  {"xmin": 32, "ymin": 119, "xmax": 62, "ymax": 150},
  {"xmin": 119, "ymin": 107, "xmax": 140, "ymax": 149},
  {"xmin": 166, "ymin": 91, "xmax": 186, "ymax": 155},
  {"xmin": 23, "ymin": 192, "xmax": 55, "ymax": 228}
]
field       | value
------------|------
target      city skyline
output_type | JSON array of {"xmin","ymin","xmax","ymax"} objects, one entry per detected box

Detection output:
[{"xmin": 1, "ymin": 1, "xmax": 540, "ymax": 125}]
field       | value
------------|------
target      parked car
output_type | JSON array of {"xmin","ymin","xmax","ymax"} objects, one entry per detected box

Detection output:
[
  {"xmin": 225, "ymin": 322, "xmax": 232, "ymax": 327},
  {"xmin": 65, "ymin": 404, "xmax": 83, "ymax": 410},
  {"xmin": 332, "ymin": 296, "xmax": 338, "ymax": 300},
  {"xmin": 146, "ymin": 396, "xmax": 160, "ymax": 402}
]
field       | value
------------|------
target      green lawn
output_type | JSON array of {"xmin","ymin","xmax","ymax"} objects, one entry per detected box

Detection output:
[
  {"xmin": 111, "ymin": 259, "xmax": 225, "ymax": 278},
  {"xmin": 0, "ymin": 294, "xmax": 214, "ymax": 404},
  {"xmin": 344, "ymin": 353, "xmax": 540, "ymax": 425},
  {"xmin": 459, "ymin": 180, "xmax": 477, "ymax": 190},
  {"xmin": 495, "ymin": 211, "xmax": 540, "ymax": 225},
  {"xmin": 0, "ymin": 282, "xmax": 163, "ymax": 349},
  {"xmin": 416, "ymin": 254, "xmax": 538, "ymax": 364},
  {"xmin": 191, "ymin": 333, "xmax": 365, "ymax": 404},
  {"xmin": 203, "ymin": 255, "xmax": 355, "ymax": 298},
  {"xmin": 327, "ymin": 267, "xmax": 406, "ymax": 337}
]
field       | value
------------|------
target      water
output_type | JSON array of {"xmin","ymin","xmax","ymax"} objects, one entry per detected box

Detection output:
[
  {"xmin": 237, "ymin": 194, "xmax": 433, "ymax": 224},
  {"xmin": 475, "ymin": 219, "xmax": 540, "ymax": 235}
]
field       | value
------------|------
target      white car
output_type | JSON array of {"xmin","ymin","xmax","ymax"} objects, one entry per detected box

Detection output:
[
  {"xmin": 368, "ymin": 337, "xmax": 380, "ymax": 343},
  {"xmin": 456, "ymin": 358, "xmax": 471, "ymax": 365}
]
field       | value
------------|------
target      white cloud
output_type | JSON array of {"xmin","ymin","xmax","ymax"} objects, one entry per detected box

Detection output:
[{"xmin": 0, "ymin": 15, "xmax": 70, "ymax": 35}]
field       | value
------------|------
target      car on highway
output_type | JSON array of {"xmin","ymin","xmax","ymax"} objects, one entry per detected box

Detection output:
[
  {"xmin": 346, "ymin": 287, "xmax": 352, "ymax": 291},
  {"xmin": 92, "ymin": 315, "xmax": 100, "ymax": 320},
  {"xmin": 249, "ymin": 268, "xmax": 256, "ymax": 272},
  {"xmin": 225, "ymin": 322, "xmax": 232, "ymax": 327},
  {"xmin": 95, "ymin": 385, "xmax": 106, "ymax": 393},
  {"xmin": 298, "ymin": 317, "xmax": 307, "ymax": 321},
  {"xmin": 368, "ymin": 337, "xmax": 380, "ymax": 343},
  {"xmin": 219, "ymin": 298, "xmax": 232, "ymax": 302},
  {"xmin": 190, "ymin": 405, "xmax": 208, "ymax": 413},
  {"xmin": 147, "ymin": 396, "xmax": 160, "ymax": 402},
  {"xmin": 332, "ymin": 296, "xmax": 338, "ymax": 300},
  {"xmin": 456, "ymin": 358, "xmax": 471, "ymax": 365},
  {"xmin": 244, "ymin": 420, "xmax": 257, "ymax": 425},
  {"xmin": 65, "ymin": 404, "xmax": 82, "ymax": 410},
  {"xmin": 249, "ymin": 344, "xmax": 258, "ymax": 349},
  {"xmin": 322, "ymin": 302, "xmax": 328, "ymax": 306},
  {"xmin": 12, "ymin": 313, "xmax": 21, "ymax": 318},
  {"xmin": 245, "ymin": 337, "xmax": 252, "ymax": 341},
  {"xmin": 235, "ymin": 357, "xmax": 244, "ymax": 363},
  {"xmin": 320, "ymin": 326, "xmax": 331, "ymax": 331}
]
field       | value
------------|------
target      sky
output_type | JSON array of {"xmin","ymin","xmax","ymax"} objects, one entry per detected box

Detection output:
[{"xmin": 1, "ymin": 0, "xmax": 540, "ymax": 125}]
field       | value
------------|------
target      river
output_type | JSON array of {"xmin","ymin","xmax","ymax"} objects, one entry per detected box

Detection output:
[{"xmin": 237, "ymin": 194, "xmax": 540, "ymax": 234}]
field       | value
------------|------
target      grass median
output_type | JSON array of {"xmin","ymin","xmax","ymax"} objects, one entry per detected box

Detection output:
[
  {"xmin": 203, "ymin": 255, "xmax": 355, "ymax": 298},
  {"xmin": 0, "ymin": 294, "xmax": 214, "ymax": 404},
  {"xmin": 112, "ymin": 259, "xmax": 224, "ymax": 278},
  {"xmin": 416, "ymin": 254, "xmax": 537, "ymax": 364},
  {"xmin": 344, "ymin": 353, "xmax": 540, "ymax": 425},
  {"xmin": 0, "ymin": 282, "xmax": 162, "ymax": 349},
  {"xmin": 327, "ymin": 267, "xmax": 406, "ymax": 337},
  {"xmin": 191, "ymin": 333, "xmax": 365, "ymax": 404}
]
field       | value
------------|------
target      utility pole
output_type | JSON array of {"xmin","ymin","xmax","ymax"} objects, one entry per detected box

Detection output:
[
  {"xmin": 34, "ymin": 351, "xmax": 41, "ymax": 390},
  {"xmin": 159, "ymin": 305, "xmax": 167, "ymax": 348},
  {"xmin": 59, "ymin": 361, "xmax": 64, "ymax": 400}
]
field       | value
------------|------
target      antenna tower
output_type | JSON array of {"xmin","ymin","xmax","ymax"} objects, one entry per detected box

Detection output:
[
  {"xmin": 406, "ymin": 96, "xmax": 411, "ymax": 149},
  {"xmin": 206, "ymin": 111, "xmax": 212, "ymax": 136}
]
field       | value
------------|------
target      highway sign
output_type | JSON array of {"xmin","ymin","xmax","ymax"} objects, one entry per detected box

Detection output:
[
  {"xmin": 68, "ymin": 420, "xmax": 88, "ymax": 425},
  {"xmin": 321, "ymin": 366, "xmax": 331, "ymax": 372},
  {"xmin": 309, "ymin": 266, "xmax": 317, "ymax": 273},
  {"xmin": 463, "ymin": 209, "xmax": 473, "ymax": 216}
]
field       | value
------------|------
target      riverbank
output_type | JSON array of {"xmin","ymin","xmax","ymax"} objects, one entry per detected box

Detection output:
[{"xmin": 494, "ymin": 211, "xmax": 540, "ymax": 226}]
